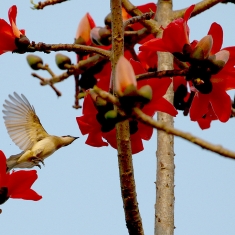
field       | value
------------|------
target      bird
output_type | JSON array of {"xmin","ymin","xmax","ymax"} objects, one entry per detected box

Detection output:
[{"xmin": 3, "ymin": 92, "xmax": 79, "ymax": 171}]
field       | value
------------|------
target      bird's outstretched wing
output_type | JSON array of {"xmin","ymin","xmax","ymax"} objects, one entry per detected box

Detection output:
[{"xmin": 2, "ymin": 92, "xmax": 49, "ymax": 151}]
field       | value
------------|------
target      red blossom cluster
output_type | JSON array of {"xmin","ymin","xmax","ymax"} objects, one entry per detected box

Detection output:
[
  {"xmin": 1, "ymin": 4, "xmax": 235, "ymax": 155},
  {"xmin": 73, "ymin": 4, "xmax": 235, "ymax": 153}
]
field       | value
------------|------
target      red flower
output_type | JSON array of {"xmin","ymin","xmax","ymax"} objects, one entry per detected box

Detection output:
[
  {"xmin": 0, "ymin": 150, "xmax": 42, "ymax": 205},
  {"xmin": 140, "ymin": 5, "xmax": 235, "ymax": 127},
  {"xmin": 189, "ymin": 24, "xmax": 235, "ymax": 123},
  {"xmin": 139, "ymin": 5, "xmax": 194, "ymax": 53},
  {"xmin": 0, "ymin": 5, "xmax": 27, "ymax": 55},
  {"xmin": 76, "ymin": 94, "xmax": 109, "ymax": 147},
  {"xmin": 77, "ymin": 57, "xmax": 177, "ymax": 154}
]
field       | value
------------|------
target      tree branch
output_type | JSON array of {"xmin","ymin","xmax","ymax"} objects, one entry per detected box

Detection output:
[
  {"xmin": 136, "ymin": 69, "xmax": 188, "ymax": 80},
  {"xmin": 155, "ymin": 1, "xmax": 175, "ymax": 234},
  {"xmin": 22, "ymin": 42, "xmax": 111, "ymax": 58},
  {"xmin": 30, "ymin": 0, "xmax": 69, "ymax": 10},
  {"xmin": 111, "ymin": 0, "xmax": 144, "ymax": 234},
  {"xmin": 122, "ymin": 0, "xmax": 160, "ymax": 34},
  {"xmin": 172, "ymin": 0, "xmax": 223, "ymax": 19},
  {"xmin": 92, "ymin": 88, "xmax": 235, "ymax": 160},
  {"xmin": 133, "ymin": 107, "xmax": 235, "ymax": 159},
  {"xmin": 123, "ymin": 11, "xmax": 154, "ymax": 29}
]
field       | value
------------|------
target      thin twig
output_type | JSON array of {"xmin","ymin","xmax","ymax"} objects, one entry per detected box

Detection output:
[
  {"xmin": 123, "ymin": 11, "xmax": 154, "ymax": 29},
  {"xmin": 122, "ymin": 0, "xmax": 160, "ymax": 34},
  {"xmin": 30, "ymin": 0, "xmax": 69, "ymax": 10},
  {"xmin": 133, "ymin": 107, "xmax": 235, "ymax": 159},
  {"xmin": 136, "ymin": 69, "xmax": 188, "ymax": 80},
  {"xmin": 22, "ymin": 42, "xmax": 111, "ymax": 58},
  {"xmin": 172, "ymin": 0, "xmax": 223, "ymax": 19}
]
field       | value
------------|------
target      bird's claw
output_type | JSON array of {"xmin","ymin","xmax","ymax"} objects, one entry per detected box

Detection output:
[{"xmin": 30, "ymin": 156, "xmax": 45, "ymax": 168}]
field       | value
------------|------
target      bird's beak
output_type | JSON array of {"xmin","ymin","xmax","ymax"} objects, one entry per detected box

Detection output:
[{"xmin": 73, "ymin": 137, "xmax": 79, "ymax": 140}]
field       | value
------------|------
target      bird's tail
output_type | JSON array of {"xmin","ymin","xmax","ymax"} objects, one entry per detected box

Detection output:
[{"xmin": 6, "ymin": 152, "xmax": 36, "ymax": 172}]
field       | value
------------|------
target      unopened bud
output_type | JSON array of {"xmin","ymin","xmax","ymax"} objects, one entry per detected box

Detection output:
[
  {"xmin": 90, "ymin": 27, "xmax": 111, "ymax": 46},
  {"xmin": 104, "ymin": 13, "xmax": 112, "ymax": 27},
  {"xmin": 105, "ymin": 110, "xmax": 118, "ymax": 119},
  {"xmin": 115, "ymin": 56, "xmax": 137, "ymax": 96},
  {"xmin": 95, "ymin": 96, "xmax": 107, "ymax": 107},
  {"xmin": 55, "ymin": 53, "xmax": 71, "ymax": 70},
  {"xmin": 195, "ymin": 35, "xmax": 213, "ymax": 59},
  {"xmin": 190, "ymin": 46, "xmax": 204, "ymax": 60},
  {"xmin": 137, "ymin": 85, "xmax": 153, "ymax": 102},
  {"xmin": 26, "ymin": 54, "xmax": 43, "ymax": 70}
]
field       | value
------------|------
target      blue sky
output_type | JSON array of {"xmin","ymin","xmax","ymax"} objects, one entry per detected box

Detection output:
[{"xmin": 0, "ymin": 1, "xmax": 235, "ymax": 235}]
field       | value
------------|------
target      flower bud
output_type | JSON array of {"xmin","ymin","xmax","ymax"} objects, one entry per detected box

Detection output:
[
  {"xmin": 90, "ymin": 27, "xmax": 111, "ymax": 46},
  {"xmin": 115, "ymin": 56, "xmax": 137, "ymax": 96},
  {"xmin": 55, "ymin": 53, "xmax": 71, "ymax": 70},
  {"xmin": 26, "ymin": 54, "xmax": 43, "ymax": 70},
  {"xmin": 195, "ymin": 35, "xmax": 213, "ymax": 59},
  {"xmin": 137, "ymin": 85, "xmax": 153, "ymax": 103},
  {"xmin": 104, "ymin": 110, "xmax": 118, "ymax": 119},
  {"xmin": 75, "ymin": 13, "xmax": 95, "ymax": 45}
]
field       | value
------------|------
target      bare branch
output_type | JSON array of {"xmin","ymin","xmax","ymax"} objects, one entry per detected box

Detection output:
[
  {"xmin": 122, "ymin": 0, "xmax": 160, "ymax": 34},
  {"xmin": 111, "ymin": 0, "xmax": 144, "ymax": 234},
  {"xmin": 30, "ymin": 0, "xmax": 69, "ymax": 10},
  {"xmin": 136, "ymin": 69, "xmax": 188, "ymax": 80},
  {"xmin": 123, "ymin": 11, "xmax": 154, "ymax": 29},
  {"xmin": 21, "ymin": 42, "xmax": 111, "ymax": 58},
  {"xmin": 133, "ymin": 108, "xmax": 235, "ymax": 159},
  {"xmin": 173, "ymin": 0, "xmax": 223, "ymax": 19}
]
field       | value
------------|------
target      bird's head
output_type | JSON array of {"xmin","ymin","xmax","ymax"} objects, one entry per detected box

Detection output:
[{"xmin": 60, "ymin": 135, "xmax": 79, "ymax": 146}]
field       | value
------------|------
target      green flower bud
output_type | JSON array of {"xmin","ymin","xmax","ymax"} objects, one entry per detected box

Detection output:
[
  {"xmin": 137, "ymin": 85, "xmax": 153, "ymax": 102},
  {"xmin": 26, "ymin": 54, "xmax": 43, "ymax": 70},
  {"xmin": 190, "ymin": 46, "xmax": 204, "ymax": 60},
  {"xmin": 104, "ymin": 110, "xmax": 118, "ymax": 119},
  {"xmin": 55, "ymin": 53, "xmax": 71, "ymax": 70}
]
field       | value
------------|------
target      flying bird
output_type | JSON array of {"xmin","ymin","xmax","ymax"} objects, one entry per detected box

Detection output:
[{"xmin": 3, "ymin": 92, "xmax": 79, "ymax": 171}]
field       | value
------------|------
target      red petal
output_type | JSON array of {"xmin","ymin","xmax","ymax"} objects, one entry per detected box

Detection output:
[
  {"xmin": 130, "ymin": 133, "xmax": 144, "ymax": 154},
  {"xmin": 86, "ymin": 131, "xmax": 108, "ymax": 147},
  {"xmin": 138, "ymin": 122, "xmax": 153, "ymax": 140},
  {"xmin": 149, "ymin": 97, "xmax": 178, "ymax": 116},
  {"xmin": 137, "ymin": 3, "xmax": 157, "ymax": 14},
  {"xmin": 87, "ymin": 13, "xmax": 96, "ymax": 29},
  {"xmin": 190, "ymin": 93, "xmax": 209, "ymax": 121},
  {"xmin": 0, "ymin": 151, "xmax": 7, "ymax": 187},
  {"xmin": 130, "ymin": 59, "xmax": 146, "ymax": 75},
  {"xmin": 10, "ymin": 189, "xmax": 42, "ymax": 201},
  {"xmin": 8, "ymin": 170, "xmax": 38, "ymax": 196},
  {"xmin": 0, "ymin": 20, "xmax": 16, "ymax": 54},
  {"xmin": 103, "ymin": 129, "xmax": 117, "ymax": 149},
  {"xmin": 83, "ymin": 94, "xmax": 97, "ymax": 115},
  {"xmin": 184, "ymin": 5, "xmax": 195, "ymax": 22},
  {"xmin": 148, "ymin": 78, "xmax": 172, "ymax": 100},
  {"xmin": 8, "ymin": 5, "xmax": 17, "ymax": 24},
  {"xmin": 197, "ymin": 118, "xmax": 212, "ymax": 130},
  {"xmin": 209, "ymin": 84, "xmax": 231, "ymax": 122},
  {"xmin": 138, "ymin": 50, "xmax": 158, "ymax": 70},
  {"xmin": 76, "ymin": 116, "xmax": 91, "ymax": 135},
  {"xmin": 208, "ymin": 22, "xmax": 223, "ymax": 55},
  {"xmin": 140, "ymin": 38, "xmax": 169, "ymax": 52}
]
